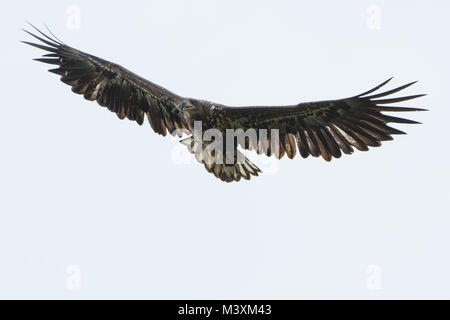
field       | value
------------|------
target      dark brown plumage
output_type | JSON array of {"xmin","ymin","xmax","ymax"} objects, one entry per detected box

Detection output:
[{"xmin": 23, "ymin": 25, "xmax": 427, "ymax": 183}]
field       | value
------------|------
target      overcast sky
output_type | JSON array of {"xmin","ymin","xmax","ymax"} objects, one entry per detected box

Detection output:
[{"xmin": 1, "ymin": 0, "xmax": 449, "ymax": 299}]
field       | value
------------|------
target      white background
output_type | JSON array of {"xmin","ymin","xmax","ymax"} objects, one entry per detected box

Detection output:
[{"xmin": 1, "ymin": 1, "xmax": 448, "ymax": 299}]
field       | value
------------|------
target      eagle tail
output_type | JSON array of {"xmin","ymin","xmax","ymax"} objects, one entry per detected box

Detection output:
[{"xmin": 180, "ymin": 137, "xmax": 261, "ymax": 183}]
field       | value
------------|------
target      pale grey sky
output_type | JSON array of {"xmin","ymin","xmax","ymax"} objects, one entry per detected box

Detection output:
[{"xmin": 1, "ymin": 0, "xmax": 448, "ymax": 299}]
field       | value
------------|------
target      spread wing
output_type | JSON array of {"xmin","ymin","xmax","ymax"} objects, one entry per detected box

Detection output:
[
  {"xmin": 22, "ymin": 25, "xmax": 189, "ymax": 136},
  {"xmin": 220, "ymin": 78, "xmax": 427, "ymax": 161}
]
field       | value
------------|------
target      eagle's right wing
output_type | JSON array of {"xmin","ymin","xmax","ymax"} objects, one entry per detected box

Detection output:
[
  {"xmin": 221, "ymin": 78, "xmax": 427, "ymax": 161},
  {"xmin": 23, "ymin": 25, "xmax": 189, "ymax": 136}
]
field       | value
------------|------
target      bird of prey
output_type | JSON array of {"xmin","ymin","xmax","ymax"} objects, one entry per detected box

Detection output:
[{"xmin": 23, "ymin": 25, "xmax": 427, "ymax": 182}]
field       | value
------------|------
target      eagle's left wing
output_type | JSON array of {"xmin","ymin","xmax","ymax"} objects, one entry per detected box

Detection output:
[
  {"xmin": 220, "ymin": 78, "xmax": 426, "ymax": 161},
  {"xmin": 22, "ymin": 25, "xmax": 189, "ymax": 136}
]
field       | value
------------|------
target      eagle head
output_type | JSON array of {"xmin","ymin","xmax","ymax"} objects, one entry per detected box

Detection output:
[{"xmin": 178, "ymin": 99, "xmax": 207, "ymax": 128}]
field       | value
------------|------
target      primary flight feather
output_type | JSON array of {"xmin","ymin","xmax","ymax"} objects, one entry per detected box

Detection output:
[{"xmin": 23, "ymin": 24, "xmax": 427, "ymax": 182}]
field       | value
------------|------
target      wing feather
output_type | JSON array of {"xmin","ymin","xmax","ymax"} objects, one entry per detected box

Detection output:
[
  {"xmin": 23, "ymin": 25, "xmax": 188, "ymax": 136},
  {"xmin": 220, "ymin": 79, "xmax": 426, "ymax": 161}
]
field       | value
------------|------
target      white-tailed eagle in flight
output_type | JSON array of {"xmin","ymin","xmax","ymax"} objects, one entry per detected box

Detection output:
[{"xmin": 23, "ymin": 24, "xmax": 427, "ymax": 182}]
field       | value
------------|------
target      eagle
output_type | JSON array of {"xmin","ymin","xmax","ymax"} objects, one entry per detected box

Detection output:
[{"xmin": 23, "ymin": 25, "xmax": 427, "ymax": 182}]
